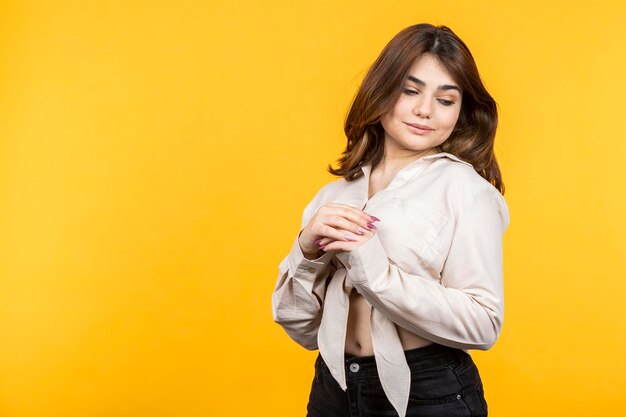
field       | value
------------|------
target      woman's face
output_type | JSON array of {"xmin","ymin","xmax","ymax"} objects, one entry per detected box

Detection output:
[{"xmin": 380, "ymin": 53, "xmax": 462, "ymax": 159}]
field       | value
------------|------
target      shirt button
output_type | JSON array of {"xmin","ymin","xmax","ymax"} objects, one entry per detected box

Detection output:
[
  {"xmin": 349, "ymin": 363, "xmax": 359, "ymax": 373},
  {"xmin": 345, "ymin": 263, "xmax": 352, "ymax": 270},
  {"xmin": 456, "ymin": 394, "xmax": 462, "ymax": 400},
  {"xmin": 307, "ymin": 267, "xmax": 316, "ymax": 273}
]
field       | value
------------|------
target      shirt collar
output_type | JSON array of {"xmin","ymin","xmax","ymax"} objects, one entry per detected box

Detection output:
[
  {"xmin": 417, "ymin": 152, "xmax": 474, "ymax": 168},
  {"xmin": 348, "ymin": 152, "xmax": 475, "ymax": 206},
  {"xmin": 360, "ymin": 152, "xmax": 474, "ymax": 177}
]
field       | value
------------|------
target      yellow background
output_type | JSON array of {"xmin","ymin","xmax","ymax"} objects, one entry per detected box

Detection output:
[{"xmin": 1, "ymin": 1, "xmax": 624, "ymax": 416}]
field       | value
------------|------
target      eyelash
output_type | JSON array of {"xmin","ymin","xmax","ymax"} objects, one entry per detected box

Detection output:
[{"xmin": 402, "ymin": 89, "xmax": 456, "ymax": 106}]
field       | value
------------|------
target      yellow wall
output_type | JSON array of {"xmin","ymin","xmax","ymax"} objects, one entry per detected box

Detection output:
[{"xmin": 1, "ymin": 1, "xmax": 624, "ymax": 416}]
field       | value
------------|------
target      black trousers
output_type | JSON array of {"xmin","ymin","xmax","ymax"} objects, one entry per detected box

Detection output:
[{"xmin": 306, "ymin": 343, "xmax": 488, "ymax": 417}]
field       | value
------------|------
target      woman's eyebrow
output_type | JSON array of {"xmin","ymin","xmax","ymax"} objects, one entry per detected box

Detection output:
[{"xmin": 406, "ymin": 75, "xmax": 461, "ymax": 93}]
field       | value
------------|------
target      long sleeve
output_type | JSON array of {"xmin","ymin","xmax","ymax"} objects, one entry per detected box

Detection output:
[
  {"xmin": 272, "ymin": 210, "xmax": 335, "ymax": 350},
  {"xmin": 335, "ymin": 186, "xmax": 509, "ymax": 350}
]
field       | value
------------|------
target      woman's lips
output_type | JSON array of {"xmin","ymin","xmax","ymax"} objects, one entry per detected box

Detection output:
[{"xmin": 404, "ymin": 122, "xmax": 434, "ymax": 134}]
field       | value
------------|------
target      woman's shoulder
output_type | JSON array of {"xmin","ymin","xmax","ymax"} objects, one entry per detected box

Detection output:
[
  {"xmin": 428, "ymin": 153, "xmax": 508, "ymax": 216},
  {"xmin": 430, "ymin": 153, "xmax": 499, "ymax": 192}
]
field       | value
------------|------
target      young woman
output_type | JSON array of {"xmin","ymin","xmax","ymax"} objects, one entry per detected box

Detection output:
[{"xmin": 272, "ymin": 23, "xmax": 509, "ymax": 417}]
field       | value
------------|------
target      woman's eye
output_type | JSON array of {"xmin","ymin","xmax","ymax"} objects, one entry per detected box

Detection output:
[
  {"xmin": 403, "ymin": 88, "xmax": 418, "ymax": 96},
  {"xmin": 438, "ymin": 99, "xmax": 454, "ymax": 106}
]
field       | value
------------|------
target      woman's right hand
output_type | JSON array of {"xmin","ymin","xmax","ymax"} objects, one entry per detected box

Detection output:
[{"xmin": 298, "ymin": 203, "xmax": 379, "ymax": 259}]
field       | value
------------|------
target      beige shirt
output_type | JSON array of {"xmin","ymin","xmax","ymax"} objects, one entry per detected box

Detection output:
[{"xmin": 272, "ymin": 152, "xmax": 510, "ymax": 417}]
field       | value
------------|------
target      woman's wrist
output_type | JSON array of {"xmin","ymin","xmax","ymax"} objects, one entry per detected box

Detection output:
[
  {"xmin": 300, "ymin": 241, "xmax": 323, "ymax": 260},
  {"xmin": 298, "ymin": 230, "xmax": 319, "ymax": 259}
]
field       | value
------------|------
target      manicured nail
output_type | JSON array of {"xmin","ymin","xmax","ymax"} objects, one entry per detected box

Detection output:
[
  {"xmin": 344, "ymin": 235, "xmax": 357, "ymax": 242},
  {"xmin": 315, "ymin": 239, "xmax": 323, "ymax": 244},
  {"xmin": 370, "ymin": 216, "xmax": 381, "ymax": 222},
  {"xmin": 320, "ymin": 245, "xmax": 327, "ymax": 251},
  {"xmin": 356, "ymin": 227, "xmax": 366, "ymax": 235},
  {"xmin": 367, "ymin": 223, "xmax": 377, "ymax": 230}
]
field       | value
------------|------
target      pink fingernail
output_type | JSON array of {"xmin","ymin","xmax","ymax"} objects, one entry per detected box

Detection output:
[
  {"xmin": 371, "ymin": 216, "xmax": 381, "ymax": 222},
  {"xmin": 320, "ymin": 245, "xmax": 327, "ymax": 251},
  {"xmin": 367, "ymin": 223, "xmax": 377, "ymax": 230},
  {"xmin": 344, "ymin": 235, "xmax": 357, "ymax": 242},
  {"xmin": 315, "ymin": 239, "xmax": 323, "ymax": 244},
  {"xmin": 356, "ymin": 227, "xmax": 366, "ymax": 235}
]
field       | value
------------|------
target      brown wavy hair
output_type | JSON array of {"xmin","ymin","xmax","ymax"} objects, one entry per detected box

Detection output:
[{"xmin": 328, "ymin": 24, "xmax": 504, "ymax": 194}]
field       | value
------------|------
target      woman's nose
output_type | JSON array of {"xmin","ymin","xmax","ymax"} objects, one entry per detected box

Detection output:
[{"xmin": 413, "ymin": 97, "xmax": 432, "ymax": 119}]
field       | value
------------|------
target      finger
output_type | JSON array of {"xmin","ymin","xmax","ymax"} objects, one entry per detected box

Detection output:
[
  {"xmin": 323, "ymin": 203, "xmax": 378, "ymax": 226},
  {"xmin": 325, "ymin": 203, "xmax": 381, "ymax": 223},
  {"xmin": 317, "ymin": 237, "xmax": 334, "ymax": 247},
  {"xmin": 319, "ymin": 207, "xmax": 379, "ymax": 233},
  {"xmin": 322, "ymin": 223, "xmax": 378, "ymax": 251},
  {"xmin": 320, "ymin": 221, "xmax": 375, "ymax": 243},
  {"xmin": 320, "ymin": 214, "xmax": 371, "ymax": 236},
  {"xmin": 322, "ymin": 240, "xmax": 358, "ymax": 253},
  {"xmin": 316, "ymin": 224, "xmax": 365, "ymax": 243},
  {"xmin": 322, "ymin": 226, "xmax": 376, "ymax": 250}
]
